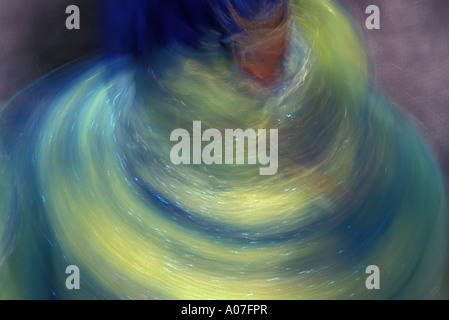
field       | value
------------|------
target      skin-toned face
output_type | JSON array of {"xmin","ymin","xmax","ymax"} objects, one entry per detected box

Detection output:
[{"xmin": 228, "ymin": 1, "xmax": 290, "ymax": 84}]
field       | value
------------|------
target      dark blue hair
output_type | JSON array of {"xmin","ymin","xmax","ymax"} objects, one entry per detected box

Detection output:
[{"xmin": 100, "ymin": 0, "xmax": 288, "ymax": 61}]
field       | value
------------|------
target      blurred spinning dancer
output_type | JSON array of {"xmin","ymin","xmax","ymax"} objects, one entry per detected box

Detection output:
[{"xmin": 0, "ymin": 0, "xmax": 447, "ymax": 300}]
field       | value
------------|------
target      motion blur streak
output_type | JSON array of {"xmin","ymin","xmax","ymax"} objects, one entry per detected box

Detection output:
[{"xmin": 0, "ymin": 0, "xmax": 447, "ymax": 299}]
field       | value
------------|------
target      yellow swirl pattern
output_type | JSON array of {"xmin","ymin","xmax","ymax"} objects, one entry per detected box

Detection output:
[{"xmin": 0, "ymin": 0, "xmax": 447, "ymax": 299}]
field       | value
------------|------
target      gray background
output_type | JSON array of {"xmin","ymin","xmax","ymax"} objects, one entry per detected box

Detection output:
[
  {"xmin": 338, "ymin": 0, "xmax": 449, "ymax": 182},
  {"xmin": 0, "ymin": 0, "xmax": 448, "ymax": 178}
]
